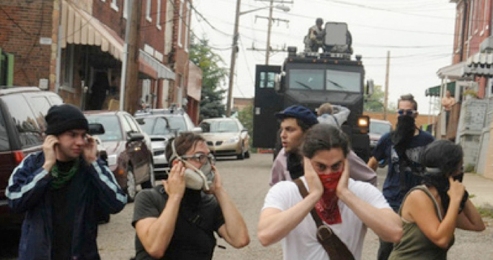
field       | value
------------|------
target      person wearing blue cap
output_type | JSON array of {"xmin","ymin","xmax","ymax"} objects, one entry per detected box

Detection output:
[{"xmin": 270, "ymin": 105, "xmax": 377, "ymax": 186}]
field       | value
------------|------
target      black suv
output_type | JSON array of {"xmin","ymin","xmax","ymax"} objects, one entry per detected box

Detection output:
[{"xmin": 0, "ymin": 87, "xmax": 63, "ymax": 228}]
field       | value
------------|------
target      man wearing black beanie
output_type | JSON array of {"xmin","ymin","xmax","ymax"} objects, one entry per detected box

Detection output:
[{"xmin": 6, "ymin": 104, "xmax": 127, "ymax": 260}]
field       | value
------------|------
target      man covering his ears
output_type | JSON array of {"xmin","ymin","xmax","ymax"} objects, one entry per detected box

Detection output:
[
  {"xmin": 132, "ymin": 132, "xmax": 249, "ymax": 259},
  {"xmin": 7, "ymin": 104, "xmax": 127, "ymax": 259}
]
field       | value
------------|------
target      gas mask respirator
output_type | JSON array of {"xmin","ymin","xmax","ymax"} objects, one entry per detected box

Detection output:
[{"xmin": 170, "ymin": 140, "xmax": 215, "ymax": 191}]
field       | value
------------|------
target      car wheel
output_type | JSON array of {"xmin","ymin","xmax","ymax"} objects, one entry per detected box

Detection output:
[
  {"xmin": 141, "ymin": 162, "xmax": 155, "ymax": 189},
  {"xmin": 237, "ymin": 145, "xmax": 245, "ymax": 160},
  {"xmin": 245, "ymin": 150, "xmax": 250, "ymax": 159},
  {"xmin": 126, "ymin": 166, "xmax": 137, "ymax": 202}
]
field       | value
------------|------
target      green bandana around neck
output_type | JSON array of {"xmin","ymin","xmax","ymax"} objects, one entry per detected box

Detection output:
[{"xmin": 50, "ymin": 158, "xmax": 80, "ymax": 189}]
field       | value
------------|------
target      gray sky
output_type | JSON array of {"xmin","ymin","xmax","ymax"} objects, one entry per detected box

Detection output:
[{"xmin": 191, "ymin": 0, "xmax": 456, "ymax": 115}]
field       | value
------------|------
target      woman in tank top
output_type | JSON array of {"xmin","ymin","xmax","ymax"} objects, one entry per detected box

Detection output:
[{"xmin": 389, "ymin": 140, "xmax": 485, "ymax": 260}]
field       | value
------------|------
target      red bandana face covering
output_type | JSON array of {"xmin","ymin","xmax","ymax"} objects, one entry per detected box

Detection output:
[{"xmin": 314, "ymin": 169, "xmax": 343, "ymax": 225}]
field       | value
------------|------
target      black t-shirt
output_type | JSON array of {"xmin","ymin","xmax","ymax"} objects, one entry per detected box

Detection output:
[
  {"xmin": 50, "ymin": 163, "xmax": 84, "ymax": 259},
  {"xmin": 132, "ymin": 186, "xmax": 224, "ymax": 260}
]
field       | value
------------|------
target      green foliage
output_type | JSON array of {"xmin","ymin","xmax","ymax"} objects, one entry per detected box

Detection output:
[
  {"xmin": 364, "ymin": 85, "xmax": 385, "ymax": 112},
  {"xmin": 189, "ymin": 38, "xmax": 228, "ymax": 120},
  {"xmin": 237, "ymin": 105, "xmax": 254, "ymax": 146},
  {"xmin": 364, "ymin": 85, "xmax": 396, "ymax": 112}
]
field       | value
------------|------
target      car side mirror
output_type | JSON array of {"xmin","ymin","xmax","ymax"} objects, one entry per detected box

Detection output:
[
  {"xmin": 88, "ymin": 123, "xmax": 105, "ymax": 135},
  {"xmin": 128, "ymin": 132, "xmax": 145, "ymax": 142},
  {"xmin": 135, "ymin": 118, "xmax": 145, "ymax": 125},
  {"xmin": 366, "ymin": 79, "xmax": 374, "ymax": 97}
]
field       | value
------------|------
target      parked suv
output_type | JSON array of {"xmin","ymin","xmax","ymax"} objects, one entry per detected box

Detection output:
[
  {"xmin": 0, "ymin": 87, "xmax": 63, "ymax": 228},
  {"xmin": 134, "ymin": 106, "xmax": 201, "ymax": 179}
]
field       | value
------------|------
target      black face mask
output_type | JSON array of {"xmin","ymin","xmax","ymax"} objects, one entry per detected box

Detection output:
[{"xmin": 392, "ymin": 115, "xmax": 416, "ymax": 158}]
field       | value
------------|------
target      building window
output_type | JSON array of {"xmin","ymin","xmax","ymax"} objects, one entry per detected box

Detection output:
[
  {"xmin": 123, "ymin": 0, "xmax": 129, "ymax": 19},
  {"xmin": 111, "ymin": 0, "xmax": 118, "ymax": 11},
  {"xmin": 156, "ymin": 0, "xmax": 161, "ymax": 29},
  {"xmin": 484, "ymin": 0, "xmax": 489, "ymax": 32},
  {"xmin": 184, "ymin": 1, "xmax": 190, "ymax": 52},
  {"xmin": 468, "ymin": 0, "xmax": 474, "ymax": 39},
  {"xmin": 62, "ymin": 45, "xmax": 75, "ymax": 90},
  {"xmin": 146, "ymin": 0, "xmax": 152, "ymax": 22},
  {"xmin": 456, "ymin": 7, "xmax": 463, "ymax": 52},
  {"xmin": 178, "ymin": 0, "xmax": 184, "ymax": 47}
]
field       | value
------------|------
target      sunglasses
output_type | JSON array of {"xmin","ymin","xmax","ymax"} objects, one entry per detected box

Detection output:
[
  {"xmin": 181, "ymin": 153, "xmax": 216, "ymax": 165},
  {"xmin": 397, "ymin": 109, "xmax": 417, "ymax": 116}
]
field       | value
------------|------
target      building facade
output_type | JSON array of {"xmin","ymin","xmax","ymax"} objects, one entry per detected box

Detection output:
[{"xmin": 0, "ymin": 0, "xmax": 201, "ymax": 117}]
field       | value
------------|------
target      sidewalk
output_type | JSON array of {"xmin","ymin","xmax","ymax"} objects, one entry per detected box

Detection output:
[{"xmin": 463, "ymin": 173, "xmax": 493, "ymax": 208}]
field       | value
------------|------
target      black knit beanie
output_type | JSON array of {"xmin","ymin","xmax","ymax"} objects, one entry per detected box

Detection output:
[{"xmin": 45, "ymin": 104, "xmax": 89, "ymax": 135}]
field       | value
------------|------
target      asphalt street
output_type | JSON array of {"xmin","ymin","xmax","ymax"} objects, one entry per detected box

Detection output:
[{"xmin": 1, "ymin": 153, "xmax": 492, "ymax": 259}]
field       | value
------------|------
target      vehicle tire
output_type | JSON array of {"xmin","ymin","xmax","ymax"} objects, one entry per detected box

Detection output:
[
  {"xmin": 126, "ymin": 166, "xmax": 137, "ymax": 203},
  {"xmin": 245, "ymin": 150, "xmax": 250, "ymax": 159},
  {"xmin": 141, "ymin": 162, "xmax": 155, "ymax": 189},
  {"xmin": 237, "ymin": 146, "xmax": 245, "ymax": 160}
]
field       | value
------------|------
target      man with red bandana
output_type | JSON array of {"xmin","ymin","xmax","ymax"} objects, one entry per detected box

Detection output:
[
  {"xmin": 270, "ymin": 104, "xmax": 377, "ymax": 186},
  {"xmin": 258, "ymin": 124, "xmax": 402, "ymax": 260}
]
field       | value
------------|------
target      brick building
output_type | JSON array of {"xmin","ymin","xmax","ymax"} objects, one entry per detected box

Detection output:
[{"xmin": 0, "ymin": 0, "xmax": 201, "ymax": 118}]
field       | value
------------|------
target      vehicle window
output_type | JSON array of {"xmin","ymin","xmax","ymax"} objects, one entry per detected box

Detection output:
[
  {"xmin": 0, "ymin": 107, "xmax": 10, "ymax": 151},
  {"xmin": 370, "ymin": 121, "xmax": 392, "ymax": 135},
  {"xmin": 48, "ymin": 94, "xmax": 63, "ymax": 106},
  {"xmin": 165, "ymin": 116, "xmax": 187, "ymax": 132},
  {"xmin": 28, "ymin": 95, "xmax": 54, "ymax": 133},
  {"xmin": 325, "ymin": 70, "xmax": 361, "ymax": 93},
  {"xmin": 140, "ymin": 117, "xmax": 171, "ymax": 135},
  {"xmin": 202, "ymin": 120, "xmax": 239, "ymax": 133},
  {"xmin": 288, "ymin": 69, "xmax": 324, "ymax": 90},
  {"xmin": 86, "ymin": 115, "xmax": 123, "ymax": 141},
  {"xmin": 259, "ymin": 71, "xmax": 276, "ymax": 88},
  {"xmin": 2, "ymin": 95, "xmax": 43, "ymax": 148}
]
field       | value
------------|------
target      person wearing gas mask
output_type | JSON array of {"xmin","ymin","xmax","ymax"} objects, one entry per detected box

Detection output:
[
  {"xmin": 367, "ymin": 93, "xmax": 435, "ymax": 260},
  {"xmin": 389, "ymin": 140, "xmax": 484, "ymax": 259},
  {"xmin": 132, "ymin": 132, "xmax": 249, "ymax": 260},
  {"xmin": 258, "ymin": 124, "xmax": 402, "ymax": 260}
]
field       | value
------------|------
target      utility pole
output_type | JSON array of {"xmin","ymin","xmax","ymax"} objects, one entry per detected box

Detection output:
[
  {"xmin": 256, "ymin": 0, "xmax": 291, "ymax": 65},
  {"xmin": 123, "ymin": 0, "xmax": 142, "ymax": 114},
  {"xmin": 226, "ymin": 0, "xmax": 241, "ymax": 117},
  {"xmin": 383, "ymin": 50, "xmax": 390, "ymax": 120},
  {"xmin": 265, "ymin": 0, "xmax": 273, "ymax": 65}
]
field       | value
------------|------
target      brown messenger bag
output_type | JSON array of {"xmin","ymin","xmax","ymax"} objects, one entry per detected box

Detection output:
[{"xmin": 294, "ymin": 179, "xmax": 355, "ymax": 260}]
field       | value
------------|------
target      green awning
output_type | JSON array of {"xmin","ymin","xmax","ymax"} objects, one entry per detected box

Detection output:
[{"xmin": 425, "ymin": 81, "xmax": 456, "ymax": 97}]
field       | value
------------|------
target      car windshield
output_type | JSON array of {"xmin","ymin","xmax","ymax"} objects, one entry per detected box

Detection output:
[
  {"xmin": 139, "ymin": 117, "xmax": 172, "ymax": 136},
  {"xmin": 370, "ymin": 121, "xmax": 392, "ymax": 135},
  {"xmin": 165, "ymin": 116, "xmax": 187, "ymax": 132},
  {"xmin": 201, "ymin": 120, "xmax": 239, "ymax": 133},
  {"xmin": 288, "ymin": 69, "xmax": 361, "ymax": 93},
  {"xmin": 86, "ymin": 115, "xmax": 123, "ymax": 141}
]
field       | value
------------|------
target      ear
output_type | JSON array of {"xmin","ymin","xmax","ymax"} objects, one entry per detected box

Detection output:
[{"xmin": 171, "ymin": 159, "xmax": 179, "ymax": 166}]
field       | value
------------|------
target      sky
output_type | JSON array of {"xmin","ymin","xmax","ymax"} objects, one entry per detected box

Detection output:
[{"xmin": 190, "ymin": 0, "xmax": 456, "ymax": 115}]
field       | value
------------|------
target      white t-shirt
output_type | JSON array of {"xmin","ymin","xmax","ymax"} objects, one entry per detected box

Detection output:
[{"xmin": 262, "ymin": 177, "xmax": 390, "ymax": 260}]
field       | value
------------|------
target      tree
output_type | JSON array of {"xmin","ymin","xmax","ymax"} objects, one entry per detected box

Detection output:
[
  {"xmin": 364, "ymin": 84, "xmax": 385, "ymax": 112},
  {"xmin": 189, "ymin": 38, "xmax": 228, "ymax": 120},
  {"xmin": 237, "ymin": 104, "xmax": 253, "ymax": 146}
]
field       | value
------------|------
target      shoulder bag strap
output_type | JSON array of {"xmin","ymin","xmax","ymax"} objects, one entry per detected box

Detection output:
[{"xmin": 294, "ymin": 179, "xmax": 355, "ymax": 260}]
